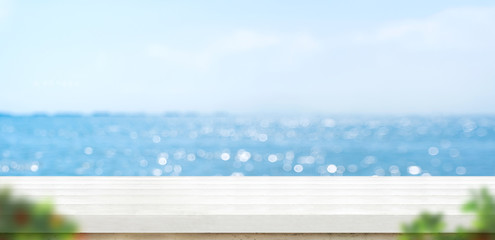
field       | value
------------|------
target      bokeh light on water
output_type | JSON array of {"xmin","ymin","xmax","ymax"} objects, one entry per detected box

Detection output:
[{"xmin": 0, "ymin": 114, "xmax": 494, "ymax": 176}]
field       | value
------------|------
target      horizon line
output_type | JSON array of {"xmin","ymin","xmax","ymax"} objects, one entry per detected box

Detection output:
[{"xmin": 1, "ymin": 111, "xmax": 495, "ymax": 118}]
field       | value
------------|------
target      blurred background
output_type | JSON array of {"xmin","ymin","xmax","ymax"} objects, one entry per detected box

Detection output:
[{"xmin": 0, "ymin": 0, "xmax": 494, "ymax": 176}]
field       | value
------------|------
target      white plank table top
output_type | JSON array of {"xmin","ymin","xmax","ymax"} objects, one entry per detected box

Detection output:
[{"xmin": 0, "ymin": 177, "xmax": 493, "ymax": 233}]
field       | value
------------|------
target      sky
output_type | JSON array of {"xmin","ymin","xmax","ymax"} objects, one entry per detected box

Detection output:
[{"xmin": 1, "ymin": 0, "xmax": 494, "ymax": 114}]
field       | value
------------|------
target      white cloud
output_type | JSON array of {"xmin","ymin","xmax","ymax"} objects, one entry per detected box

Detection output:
[
  {"xmin": 146, "ymin": 30, "xmax": 319, "ymax": 70},
  {"xmin": 281, "ymin": 6, "xmax": 495, "ymax": 114},
  {"xmin": 353, "ymin": 6, "xmax": 495, "ymax": 49}
]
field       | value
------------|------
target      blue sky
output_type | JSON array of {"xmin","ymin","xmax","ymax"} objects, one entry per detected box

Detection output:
[{"xmin": 1, "ymin": 0, "xmax": 494, "ymax": 114}]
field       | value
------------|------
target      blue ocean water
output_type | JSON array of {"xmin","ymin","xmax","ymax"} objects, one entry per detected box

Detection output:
[{"xmin": 0, "ymin": 114, "xmax": 494, "ymax": 176}]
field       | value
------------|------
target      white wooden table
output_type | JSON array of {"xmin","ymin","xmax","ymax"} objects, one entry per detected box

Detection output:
[{"xmin": 1, "ymin": 177, "xmax": 493, "ymax": 239}]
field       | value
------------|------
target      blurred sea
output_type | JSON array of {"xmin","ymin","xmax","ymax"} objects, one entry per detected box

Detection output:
[{"xmin": 0, "ymin": 113, "xmax": 494, "ymax": 176}]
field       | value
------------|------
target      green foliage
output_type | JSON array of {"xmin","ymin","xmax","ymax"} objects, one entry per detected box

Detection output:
[
  {"xmin": 0, "ymin": 187, "xmax": 80, "ymax": 240},
  {"xmin": 400, "ymin": 187, "xmax": 495, "ymax": 240}
]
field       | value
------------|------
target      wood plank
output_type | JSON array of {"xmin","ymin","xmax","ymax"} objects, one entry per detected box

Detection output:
[{"xmin": 0, "ymin": 177, "xmax": 491, "ymax": 233}]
